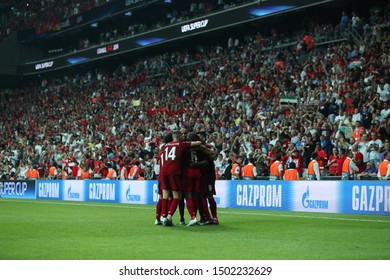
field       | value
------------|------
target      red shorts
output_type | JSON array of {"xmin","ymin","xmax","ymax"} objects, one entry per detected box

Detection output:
[
  {"xmin": 162, "ymin": 174, "xmax": 183, "ymax": 191},
  {"xmin": 158, "ymin": 180, "xmax": 163, "ymax": 195},
  {"xmin": 182, "ymin": 175, "xmax": 201, "ymax": 192}
]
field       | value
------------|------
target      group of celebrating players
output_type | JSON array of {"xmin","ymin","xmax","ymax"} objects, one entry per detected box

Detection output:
[{"xmin": 154, "ymin": 130, "xmax": 219, "ymax": 226}]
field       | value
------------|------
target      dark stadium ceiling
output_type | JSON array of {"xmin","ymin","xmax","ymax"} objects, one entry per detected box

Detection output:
[
  {"xmin": 0, "ymin": 0, "xmax": 19, "ymax": 9},
  {"xmin": 0, "ymin": 0, "xmax": 386, "ymax": 87}
]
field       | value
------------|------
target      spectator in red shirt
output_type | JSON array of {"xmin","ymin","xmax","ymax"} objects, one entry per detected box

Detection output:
[
  {"xmin": 315, "ymin": 142, "xmax": 328, "ymax": 175},
  {"xmin": 337, "ymin": 148, "xmax": 347, "ymax": 176},
  {"xmin": 351, "ymin": 144, "xmax": 365, "ymax": 173},
  {"xmin": 327, "ymin": 147, "xmax": 339, "ymax": 176}
]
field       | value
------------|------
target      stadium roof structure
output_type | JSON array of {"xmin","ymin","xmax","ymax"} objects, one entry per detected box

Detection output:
[{"xmin": 0, "ymin": 0, "xmax": 381, "ymax": 87}]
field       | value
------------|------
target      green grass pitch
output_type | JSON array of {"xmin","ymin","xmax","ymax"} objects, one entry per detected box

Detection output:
[{"xmin": 1, "ymin": 198, "xmax": 389, "ymax": 260}]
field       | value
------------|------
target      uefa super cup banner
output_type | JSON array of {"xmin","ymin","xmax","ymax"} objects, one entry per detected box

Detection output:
[{"xmin": 0, "ymin": 180, "xmax": 36, "ymax": 199}]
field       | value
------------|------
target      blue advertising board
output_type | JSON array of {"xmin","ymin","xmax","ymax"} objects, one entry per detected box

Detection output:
[
  {"xmin": 119, "ymin": 180, "xmax": 155, "ymax": 204},
  {"xmin": 36, "ymin": 180, "xmax": 62, "ymax": 200},
  {"xmin": 221, "ymin": 181, "xmax": 288, "ymax": 210},
  {"xmin": 222, "ymin": 180, "xmax": 389, "ymax": 215},
  {"xmin": 29, "ymin": 180, "xmax": 389, "ymax": 216},
  {"xmin": 85, "ymin": 180, "xmax": 119, "ymax": 203},
  {"xmin": 0, "ymin": 180, "xmax": 36, "ymax": 199},
  {"xmin": 341, "ymin": 181, "xmax": 390, "ymax": 215}
]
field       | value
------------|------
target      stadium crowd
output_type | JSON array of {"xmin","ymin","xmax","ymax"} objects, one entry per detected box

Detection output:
[{"xmin": 1, "ymin": 4, "xmax": 390, "ymax": 182}]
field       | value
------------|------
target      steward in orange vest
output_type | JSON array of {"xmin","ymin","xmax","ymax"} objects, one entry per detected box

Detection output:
[
  {"xmin": 231, "ymin": 156, "xmax": 242, "ymax": 180},
  {"xmin": 284, "ymin": 162, "xmax": 299, "ymax": 180},
  {"xmin": 269, "ymin": 154, "xmax": 282, "ymax": 181},
  {"xmin": 28, "ymin": 166, "xmax": 39, "ymax": 180},
  {"xmin": 137, "ymin": 171, "xmax": 145, "ymax": 180},
  {"xmin": 120, "ymin": 163, "xmax": 129, "ymax": 180},
  {"xmin": 78, "ymin": 163, "xmax": 91, "ymax": 180},
  {"xmin": 242, "ymin": 158, "xmax": 257, "ymax": 180},
  {"xmin": 48, "ymin": 166, "xmax": 58, "ymax": 180},
  {"xmin": 378, "ymin": 152, "xmax": 390, "ymax": 180},
  {"xmin": 106, "ymin": 163, "xmax": 117, "ymax": 180},
  {"xmin": 352, "ymin": 121, "xmax": 365, "ymax": 141},
  {"xmin": 307, "ymin": 152, "xmax": 321, "ymax": 180},
  {"xmin": 80, "ymin": 169, "xmax": 91, "ymax": 180},
  {"xmin": 129, "ymin": 161, "xmax": 141, "ymax": 180},
  {"xmin": 341, "ymin": 150, "xmax": 359, "ymax": 180},
  {"xmin": 62, "ymin": 168, "xmax": 68, "ymax": 180}
]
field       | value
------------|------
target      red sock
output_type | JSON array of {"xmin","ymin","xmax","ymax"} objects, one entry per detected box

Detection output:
[
  {"xmin": 186, "ymin": 197, "xmax": 196, "ymax": 220},
  {"xmin": 208, "ymin": 196, "xmax": 217, "ymax": 218},
  {"xmin": 200, "ymin": 196, "xmax": 211, "ymax": 220},
  {"xmin": 155, "ymin": 199, "xmax": 162, "ymax": 220},
  {"xmin": 168, "ymin": 198, "xmax": 180, "ymax": 217},
  {"xmin": 161, "ymin": 198, "xmax": 168, "ymax": 218}
]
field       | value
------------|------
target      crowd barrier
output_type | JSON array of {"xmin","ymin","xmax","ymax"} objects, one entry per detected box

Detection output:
[{"xmin": 0, "ymin": 180, "xmax": 389, "ymax": 216}]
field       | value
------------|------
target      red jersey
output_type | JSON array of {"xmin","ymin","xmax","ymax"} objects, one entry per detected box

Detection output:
[
  {"xmin": 160, "ymin": 141, "xmax": 191, "ymax": 175},
  {"xmin": 328, "ymin": 154, "xmax": 339, "ymax": 175},
  {"xmin": 337, "ymin": 155, "xmax": 347, "ymax": 176},
  {"xmin": 70, "ymin": 165, "xmax": 79, "ymax": 178},
  {"xmin": 290, "ymin": 154, "xmax": 303, "ymax": 174},
  {"xmin": 93, "ymin": 160, "xmax": 103, "ymax": 174},
  {"xmin": 353, "ymin": 151, "xmax": 364, "ymax": 173},
  {"xmin": 317, "ymin": 149, "xmax": 328, "ymax": 170},
  {"xmin": 183, "ymin": 149, "xmax": 202, "ymax": 178},
  {"xmin": 182, "ymin": 149, "xmax": 203, "ymax": 193}
]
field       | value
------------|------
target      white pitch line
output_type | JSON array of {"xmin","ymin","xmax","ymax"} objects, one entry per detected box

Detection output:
[
  {"xmin": 221, "ymin": 210, "xmax": 390, "ymax": 223},
  {"xmin": 1, "ymin": 198, "xmax": 390, "ymax": 223}
]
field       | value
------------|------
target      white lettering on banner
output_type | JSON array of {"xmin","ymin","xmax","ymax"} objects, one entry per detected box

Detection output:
[
  {"xmin": 125, "ymin": 186, "xmax": 141, "ymax": 202},
  {"xmin": 0, "ymin": 182, "xmax": 28, "ymax": 196},
  {"xmin": 97, "ymin": 47, "xmax": 107, "ymax": 54},
  {"xmin": 35, "ymin": 61, "xmax": 54, "ymax": 70},
  {"xmin": 125, "ymin": 0, "xmax": 143, "ymax": 6},
  {"xmin": 181, "ymin": 19, "xmax": 209, "ymax": 33},
  {"xmin": 301, "ymin": 186, "xmax": 329, "ymax": 209},
  {"xmin": 352, "ymin": 185, "xmax": 390, "ymax": 212},
  {"xmin": 67, "ymin": 186, "xmax": 80, "ymax": 199},
  {"xmin": 236, "ymin": 184, "xmax": 282, "ymax": 208},
  {"xmin": 38, "ymin": 182, "xmax": 59, "ymax": 198},
  {"xmin": 89, "ymin": 183, "xmax": 115, "ymax": 200},
  {"xmin": 97, "ymin": 44, "xmax": 119, "ymax": 55}
]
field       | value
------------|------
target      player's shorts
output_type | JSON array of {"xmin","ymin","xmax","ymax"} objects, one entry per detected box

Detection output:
[
  {"xmin": 182, "ymin": 174, "xmax": 201, "ymax": 192},
  {"xmin": 162, "ymin": 174, "xmax": 183, "ymax": 191},
  {"xmin": 200, "ymin": 176, "xmax": 216, "ymax": 196},
  {"xmin": 157, "ymin": 180, "xmax": 164, "ymax": 195}
]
